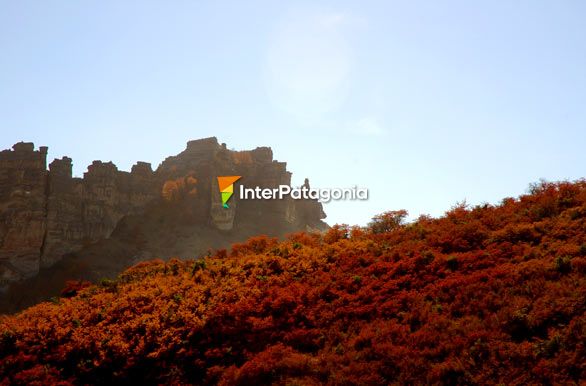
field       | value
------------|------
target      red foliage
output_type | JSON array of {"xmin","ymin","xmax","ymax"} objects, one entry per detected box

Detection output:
[{"xmin": 1, "ymin": 180, "xmax": 585, "ymax": 384}]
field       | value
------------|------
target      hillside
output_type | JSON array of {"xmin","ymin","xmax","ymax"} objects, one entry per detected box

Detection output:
[{"xmin": 1, "ymin": 180, "xmax": 585, "ymax": 385}]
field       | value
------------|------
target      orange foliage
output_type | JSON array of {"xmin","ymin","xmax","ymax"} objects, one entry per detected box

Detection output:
[
  {"xmin": 1, "ymin": 180, "xmax": 586, "ymax": 384},
  {"xmin": 162, "ymin": 176, "xmax": 198, "ymax": 201},
  {"xmin": 368, "ymin": 209, "xmax": 408, "ymax": 234}
]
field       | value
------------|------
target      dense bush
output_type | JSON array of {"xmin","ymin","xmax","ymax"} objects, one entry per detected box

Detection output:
[{"xmin": 1, "ymin": 180, "xmax": 585, "ymax": 385}]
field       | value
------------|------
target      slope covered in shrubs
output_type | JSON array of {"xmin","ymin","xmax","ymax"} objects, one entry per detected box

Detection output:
[{"xmin": 1, "ymin": 181, "xmax": 585, "ymax": 385}]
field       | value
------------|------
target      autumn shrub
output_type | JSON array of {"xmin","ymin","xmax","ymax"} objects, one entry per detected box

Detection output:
[
  {"xmin": 1, "ymin": 180, "xmax": 586, "ymax": 384},
  {"xmin": 367, "ymin": 209, "xmax": 407, "ymax": 234},
  {"xmin": 162, "ymin": 175, "xmax": 198, "ymax": 202}
]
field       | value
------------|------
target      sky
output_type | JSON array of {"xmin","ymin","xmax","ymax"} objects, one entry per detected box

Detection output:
[{"xmin": 1, "ymin": 1, "xmax": 585, "ymax": 226}]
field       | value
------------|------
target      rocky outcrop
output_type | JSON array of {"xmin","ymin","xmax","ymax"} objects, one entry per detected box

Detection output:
[
  {"xmin": 0, "ymin": 138, "xmax": 327, "ymax": 288},
  {"xmin": 41, "ymin": 158, "xmax": 159, "ymax": 269},
  {"xmin": 0, "ymin": 143, "xmax": 48, "ymax": 284}
]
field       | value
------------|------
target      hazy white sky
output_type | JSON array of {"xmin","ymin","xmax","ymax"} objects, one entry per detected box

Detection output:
[{"xmin": 1, "ymin": 1, "xmax": 585, "ymax": 225}]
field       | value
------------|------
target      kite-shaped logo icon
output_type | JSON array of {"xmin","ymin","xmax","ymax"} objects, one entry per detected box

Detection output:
[{"xmin": 217, "ymin": 176, "xmax": 241, "ymax": 208}]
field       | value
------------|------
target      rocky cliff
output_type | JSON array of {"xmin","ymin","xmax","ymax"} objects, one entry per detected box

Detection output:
[
  {"xmin": 0, "ymin": 143, "xmax": 48, "ymax": 284},
  {"xmin": 0, "ymin": 138, "xmax": 327, "ymax": 293}
]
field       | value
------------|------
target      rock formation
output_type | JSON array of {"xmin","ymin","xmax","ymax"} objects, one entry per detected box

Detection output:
[
  {"xmin": 0, "ymin": 138, "xmax": 327, "ymax": 289},
  {"xmin": 0, "ymin": 143, "xmax": 48, "ymax": 284}
]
